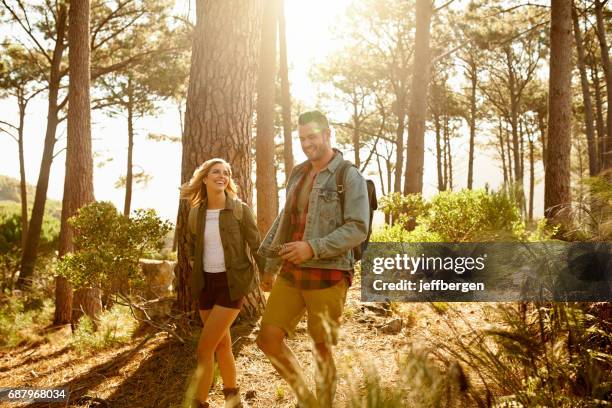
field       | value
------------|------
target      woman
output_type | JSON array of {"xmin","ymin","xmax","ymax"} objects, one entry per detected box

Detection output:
[{"xmin": 180, "ymin": 158, "xmax": 264, "ymax": 408}]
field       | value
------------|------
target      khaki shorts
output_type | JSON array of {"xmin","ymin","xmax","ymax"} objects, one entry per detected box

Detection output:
[{"xmin": 261, "ymin": 276, "xmax": 348, "ymax": 345}]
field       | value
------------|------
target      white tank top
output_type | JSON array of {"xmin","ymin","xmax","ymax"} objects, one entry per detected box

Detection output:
[{"xmin": 203, "ymin": 209, "xmax": 226, "ymax": 273}]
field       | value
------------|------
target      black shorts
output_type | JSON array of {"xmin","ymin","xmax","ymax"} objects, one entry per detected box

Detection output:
[{"xmin": 198, "ymin": 271, "xmax": 244, "ymax": 310}]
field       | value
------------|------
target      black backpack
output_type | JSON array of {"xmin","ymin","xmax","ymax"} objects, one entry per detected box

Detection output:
[{"xmin": 335, "ymin": 160, "xmax": 378, "ymax": 261}]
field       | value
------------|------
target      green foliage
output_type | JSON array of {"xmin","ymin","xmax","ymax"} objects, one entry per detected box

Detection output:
[
  {"xmin": 378, "ymin": 193, "xmax": 429, "ymax": 230},
  {"xmin": 56, "ymin": 201, "xmax": 172, "ymax": 293},
  {"xmin": 424, "ymin": 189, "xmax": 523, "ymax": 241},
  {"xmin": 0, "ymin": 201, "xmax": 59, "ymax": 290},
  {"xmin": 0, "ymin": 294, "xmax": 53, "ymax": 347},
  {"xmin": 373, "ymin": 189, "xmax": 524, "ymax": 242},
  {"xmin": 71, "ymin": 304, "xmax": 137, "ymax": 354}
]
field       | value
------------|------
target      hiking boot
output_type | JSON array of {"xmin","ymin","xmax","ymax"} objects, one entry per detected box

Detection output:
[
  {"xmin": 192, "ymin": 400, "xmax": 210, "ymax": 408},
  {"xmin": 222, "ymin": 387, "xmax": 247, "ymax": 408}
]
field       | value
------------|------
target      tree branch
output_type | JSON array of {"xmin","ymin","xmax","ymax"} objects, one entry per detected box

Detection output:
[{"xmin": 2, "ymin": 0, "xmax": 53, "ymax": 65}]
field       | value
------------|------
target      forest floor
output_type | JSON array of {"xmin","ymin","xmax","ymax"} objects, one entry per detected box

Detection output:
[{"xmin": 0, "ymin": 284, "xmax": 494, "ymax": 408}]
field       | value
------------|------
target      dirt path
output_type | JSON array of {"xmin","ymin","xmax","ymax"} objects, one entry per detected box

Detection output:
[{"xmin": 0, "ymin": 286, "xmax": 487, "ymax": 407}]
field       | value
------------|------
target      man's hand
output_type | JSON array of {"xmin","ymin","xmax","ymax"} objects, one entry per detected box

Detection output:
[
  {"xmin": 279, "ymin": 241, "xmax": 314, "ymax": 264},
  {"xmin": 260, "ymin": 271, "xmax": 276, "ymax": 292}
]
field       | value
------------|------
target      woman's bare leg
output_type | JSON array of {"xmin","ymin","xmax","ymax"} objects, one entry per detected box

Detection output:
[{"xmin": 195, "ymin": 306, "xmax": 240, "ymax": 403}]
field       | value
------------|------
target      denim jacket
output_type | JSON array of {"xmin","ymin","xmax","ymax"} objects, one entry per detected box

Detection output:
[{"xmin": 258, "ymin": 152, "xmax": 369, "ymax": 274}]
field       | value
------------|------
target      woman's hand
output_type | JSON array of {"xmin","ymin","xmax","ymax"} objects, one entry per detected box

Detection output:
[{"xmin": 260, "ymin": 271, "xmax": 276, "ymax": 292}]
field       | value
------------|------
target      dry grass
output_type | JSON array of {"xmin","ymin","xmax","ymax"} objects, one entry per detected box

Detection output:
[{"xmin": 0, "ymin": 286, "xmax": 500, "ymax": 408}]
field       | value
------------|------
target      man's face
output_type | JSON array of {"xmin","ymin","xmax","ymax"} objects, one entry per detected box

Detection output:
[{"xmin": 298, "ymin": 122, "xmax": 330, "ymax": 162}]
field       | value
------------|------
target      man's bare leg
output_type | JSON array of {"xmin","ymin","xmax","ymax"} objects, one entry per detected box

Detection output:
[
  {"xmin": 257, "ymin": 324, "xmax": 318, "ymax": 407},
  {"xmin": 314, "ymin": 342, "xmax": 336, "ymax": 408}
]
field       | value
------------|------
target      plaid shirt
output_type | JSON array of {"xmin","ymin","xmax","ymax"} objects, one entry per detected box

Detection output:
[{"xmin": 279, "ymin": 163, "xmax": 352, "ymax": 289}]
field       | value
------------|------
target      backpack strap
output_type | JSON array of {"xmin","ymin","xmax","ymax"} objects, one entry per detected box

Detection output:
[{"xmin": 335, "ymin": 160, "xmax": 353, "ymax": 220}]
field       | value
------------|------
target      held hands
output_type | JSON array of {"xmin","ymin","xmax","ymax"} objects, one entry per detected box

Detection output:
[
  {"xmin": 279, "ymin": 241, "xmax": 314, "ymax": 264},
  {"xmin": 260, "ymin": 271, "xmax": 275, "ymax": 292},
  {"xmin": 260, "ymin": 241, "xmax": 314, "ymax": 292}
]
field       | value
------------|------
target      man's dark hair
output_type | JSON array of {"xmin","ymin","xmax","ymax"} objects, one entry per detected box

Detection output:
[{"xmin": 298, "ymin": 110, "xmax": 329, "ymax": 129}]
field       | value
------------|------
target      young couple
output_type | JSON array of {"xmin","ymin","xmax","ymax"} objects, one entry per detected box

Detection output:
[{"xmin": 181, "ymin": 110, "xmax": 371, "ymax": 408}]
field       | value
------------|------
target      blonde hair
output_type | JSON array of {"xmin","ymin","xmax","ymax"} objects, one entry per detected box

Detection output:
[{"xmin": 180, "ymin": 158, "xmax": 238, "ymax": 207}]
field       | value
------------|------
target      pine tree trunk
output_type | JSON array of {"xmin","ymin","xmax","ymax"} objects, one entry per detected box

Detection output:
[
  {"xmin": 445, "ymin": 119, "xmax": 453, "ymax": 191},
  {"xmin": 393, "ymin": 108, "xmax": 406, "ymax": 193},
  {"xmin": 443, "ymin": 115, "xmax": 449, "ymax": 190},
  {"xmin": 591, "ymin": 62, "xmax": 606, "ymax": 171},
  {"xmin": 71, "ymin": 287, "xmax": 102, "ymax": 329},
  {"xmin": 375, "ymin": 150, "xmax": 386, "ymax": 196},
  {"xmin": 467, "ymin": 63, "xmax": 477, "ymax": 190},
  {"xmin": 594, "ymin": 0, "xmax": 612, "ymax": 171},
  {"xmin": 498, "ymin": 118, "xmax": 508, "ymax": 185},
  {"xmin": 177, "ymin": 0, "xmax": 265, "ymax": 318},
  {"xmin": 505, "ymin": 121, "xmax": 514, "ymax": 182},
  {"xmin": 435, "ymin": 113, "xmax": 444, "ymax": 191},
  {"xmin": 572, "ymin": 3, "xmax": 598, "ymax": 176},
  {"xmin": 353, "ymin": 113, "xmax": 361, "ymax": 168},
  {"xmin": 404, "ymin": 0, "xmax": 432, "ymax": 195},
  {"xmin": 17, "ymin": 4, "xmax": 67, "ymax": 290},
  {"xmin": 56, "ymin": 0, "xmax": 95, "ymax": 326},
  {"xmin": 124, "ymin": 78, "xmax": 134, "ymax": 217},
  {"xmin": 537, "ymin": 111, "xmax": 547, "ymax": 172},
  {"xmin": 544, "ymin": 0, "xmax": 572, "ymax": 224},
  {"xmin": 278, "ymin": 0, "xmax": 293, "ymax": 178},
  {"xmin": 529, "ymin": 135, "xmax": 535, "ymax": 222},
  {"xmin": 256, "ymin": 0, "xmax": 279, "ymax": 235},
  {"xmin": 17, "ymin": 98, "xmax": 28, "ymax": 251}
]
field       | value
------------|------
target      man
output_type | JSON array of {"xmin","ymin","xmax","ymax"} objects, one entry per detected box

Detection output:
[{"xmin": 257, "ymin": 110, "xmax": 370, "ymax": 407}]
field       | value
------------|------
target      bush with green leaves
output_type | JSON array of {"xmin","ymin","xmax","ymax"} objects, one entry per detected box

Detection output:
[
  {"xmin": 0, "ymin": 294, "xmax": 53, "ymax": 347},
  {"xmin": 56, "ymin": 201, "xmax": 172, "ymax": 295},
  {"xmin": 373, "ymin": 189, "xmax": 525, "ymax": 243},
  {"xmin": 71, "ymin": 304, "xmax": 137, "ymax": 353},
  {"xmin": 423, "ymin": 189, "xmax": 524, "ymax": 241},
  {"xmin": 0, "ymin": 201, "xmax": 59, "ymax": 290}
]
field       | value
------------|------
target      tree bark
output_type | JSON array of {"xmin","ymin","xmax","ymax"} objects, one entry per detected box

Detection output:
[
  {"xmin": 444, "ymin": 115, "xmax": 453, "ymax": 190},
  {"xmin": 393, "ymin": 108, "xmax": 406, "ymax": 193},
  {"xmin": 594, "ymin": 0, "xmax": 612, "ymax": 171},
  {"xmin": 177, "ymin": 0, "xmax": 265, "ymax": 317},
  {"xmin": 256, "ymin": 0, "xmax": 279, "ymax": 235},
  {"xmin": 56, "ymin": 0, "xmax": 95, "ymax": 327},
  {"xmin": 591, "ymin": 61, "xmax": 606, "ymax": 171},
  {"xmin": 528, "ymin": 133, "xmax": 535, "ymax": 222},
  {"xmin": 278, "ymin": 0, "xmax": 293, "ymax": 178},
  {"xmin": 572, "ymin": 3, "xmax": 598, "ymax": 176},
  {"xmin": 17, "ymin": 4, "xmax": 67, "ymax": 290},
  {"xmin": 124, "ymin": 77, "xmax": 134, "ymax": 217},
  {"xmin": 404, "ymin": 0, "xmax": 432, "ymax": 195},
  {"xmin": 467, "ymin": 59, "xmax": 477, "ymax": 190},
  {"xmin": 544, "ymin": 0, "xmax": 572, "ymax": 224},
  {"xmin": 498, "ymin": 118, "xmax": 508, "ymax": 185},
  {"xmin": 17, "ymin": 97, "xmax": 28, "ymax": 250},
  {"xmin": 435, "ymin": 112, "xmax": 444, "ymax": 191},
  {"xmin": 71, "ymin": 287, "xmax": 103, "ymax": 330}
]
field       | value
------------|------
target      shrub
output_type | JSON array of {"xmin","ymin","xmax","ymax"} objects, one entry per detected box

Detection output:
[
  {"xmin": 0, "ymin": 293, "xmax": 53, "ymax": 347},
  {"xmin": 373, "ymin": 189, "xmax": 524, "ymax": 243},
  {"xmin": 71, "ymin": 304, "xmax": 137, "ymax": 353},
  {"xmin": 56, "ymin": 201, "xmax": 172, "ymax": 295},
  {"xmin": 423, "ymin": 189, "xmax": 523, "ymax": 242},
  {"xmin": 0, "ymin": 202, "xmax": 59, "ymax": 290},
  {"xmin": 432, "ymin": 303, "xmax": 612, "ymax": 407}
]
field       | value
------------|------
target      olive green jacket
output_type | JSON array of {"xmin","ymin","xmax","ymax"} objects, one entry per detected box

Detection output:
[{"xmin": 188, "ymin": 196, "xmax": 264, "ymax": 300}]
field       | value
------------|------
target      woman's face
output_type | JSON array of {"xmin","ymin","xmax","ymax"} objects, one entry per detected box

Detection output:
[{"xmin": 204, "ymin": 162, "xmax": 231, "ymax": 194}]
